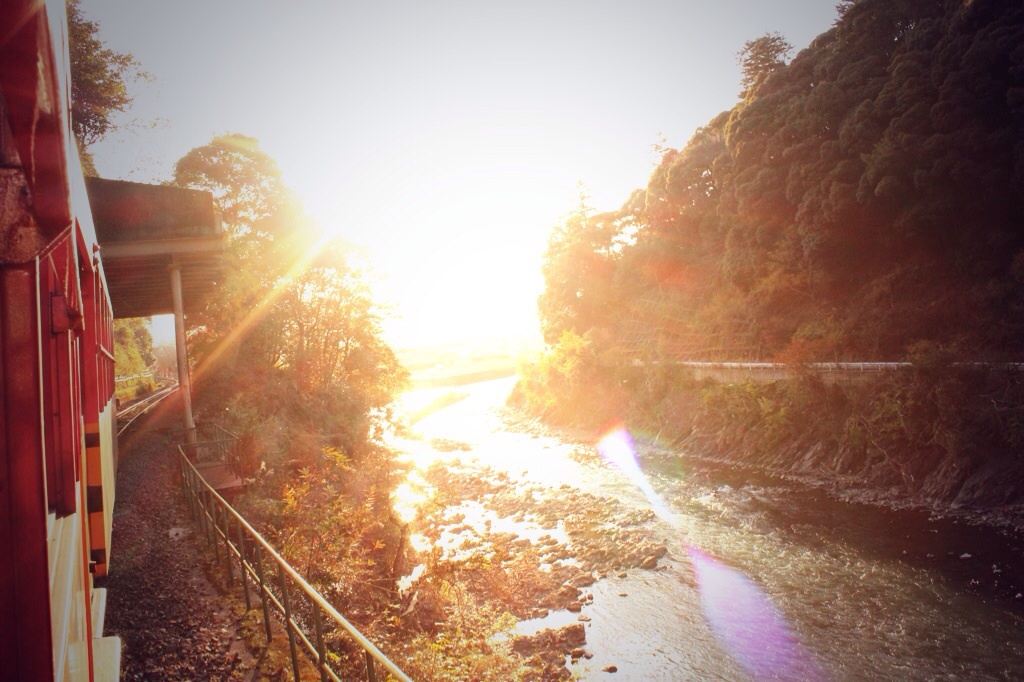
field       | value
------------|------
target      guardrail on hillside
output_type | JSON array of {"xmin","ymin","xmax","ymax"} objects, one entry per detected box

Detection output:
[
  {"xmin": 179, "ymin": 451, "xmax": 411, "ymax": 682},
  {"xmin": 660, "ymin": 361, "xmax": 1024, "ymax": 385},
  {"xmin": 115, "ymin": 371, "xmax": 154, "ymax": 383},
  {"xmin": 660, "ymin": 361, "xmax": 907, "ymax": 385}
]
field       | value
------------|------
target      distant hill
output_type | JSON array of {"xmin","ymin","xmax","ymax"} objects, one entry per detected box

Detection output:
[{"xmin": 539, "ymin": 0, "xmax": 1024, "ymax": 362}]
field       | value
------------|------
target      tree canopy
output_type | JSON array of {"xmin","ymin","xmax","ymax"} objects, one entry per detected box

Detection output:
[
  {"xmin": 538, "ymin": 0, "xmax": 1024, "ymax": 364},
  {"xmin": 113, "ymin": 318, "xmax": 156, "ymax": 401},
  {"xmin": 173, "ymin": 136, "xmax": 411, "ymax": 677},
  {"xmin": 174, "ymin": 134, "xmax": 406, "ymax": 456},
  {"xmin": 67, "ymin": 0, "xmax": 146, "ymax": 172},
  {"xmin": 737, "ymin": 32, "xmax": 794, "ymax": 99},
  {"xmin": 174, "ymin": 134, "xmax": 288, "ymax": 245}
]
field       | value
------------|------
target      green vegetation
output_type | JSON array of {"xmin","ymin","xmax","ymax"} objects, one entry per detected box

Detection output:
[
  {"xmin": 538, "ymin": 0, "xmax": 1024, "ymax": 364},
  {"xmin": 690, "ymin": 361, "xmax": 1024, "ymax": 509},
  {"xmin": 524, "ymin": 0, "xmax": 1024, "ymax": 514},
  {"xmin": 112, "ymin": 318, "xmax": 156, "ymax": 403},
  {"xmin": 174, "ymin": 134, "xmax": 407, "ymax": 461},
  {"xmin": 397, "ymin": 578, "xmax": 527, "ymax": 681},
  {"xmin": 67, "ymin": 0, "xmax": 147, "ymax": 174}
]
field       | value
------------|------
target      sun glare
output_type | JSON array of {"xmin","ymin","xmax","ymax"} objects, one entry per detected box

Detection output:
[
  {"xmin": 392, "ymin": 482, "xmax": 422, "ymax": 524},
  {"xmin": 301, "ymin": 120, "xmax": 586, "ymax": 350}
]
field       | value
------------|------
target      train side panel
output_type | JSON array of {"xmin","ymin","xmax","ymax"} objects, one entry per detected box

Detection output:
[
  {"xmin": 0, "ymin": 263, "xmax": 57, "ymax": 679},
  {"xmin": 0, "ymin": 0, "xmax": 122, "ymax": 679}
]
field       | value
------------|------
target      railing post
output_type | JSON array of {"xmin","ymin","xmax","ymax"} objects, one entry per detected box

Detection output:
[
  {"xmin": 237, "ymin": 521, "xmax": 251, "ymax": 610},
  {"xmin": 255, "ymin": 545, "xmax": 272, "ymax": 642},
  {"xmin": 223, "ymin": 509, "xmax": 234, "ymax": 582},
  {"xmin": 193, "ymin": 476, "xmax": 202, "ymax": 529},
  {"xmin": 180, "ymin": 462, "xmax": 191, "ymax": 518},
  {"xmin": 313, "ymin": 604, "xmax": 328, "ymax": 682},
  {"xmin": 184, "ymin": 467, "xmax": 194, "ymax": 520},
  {"xmin": 202, "ymin": 488, "xmax": 212, "ymax": 544},
  {"xmin": 364, "ymin": 650, "xmax": 377, "ymax": 682},
  {"xmin": 211, "ymin": 502, "xmax": 220, "ymax": 562},
  {"xmin": 279, "ymin": 562, "xmax": 301, "ymax": 681}
]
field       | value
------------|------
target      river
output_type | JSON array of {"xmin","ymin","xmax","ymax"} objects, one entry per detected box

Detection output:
[{"xmin": 391, "ymin": 377, "xmax": 1024, "ymax": 681}]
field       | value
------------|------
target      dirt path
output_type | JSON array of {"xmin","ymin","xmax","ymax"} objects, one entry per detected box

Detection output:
[{"xmin": 99, "ymin": 411, "xmax": 256, "ymax": 681}]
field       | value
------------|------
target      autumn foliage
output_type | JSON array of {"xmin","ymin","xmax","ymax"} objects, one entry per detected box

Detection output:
[
  {"xmin": 524, "ymin": 0, "xmax": 1024, "ymax": 514},
  {"xmin": 538, "ymin": 0, "xmax": 1024, "ymax": 365},
  {"xmin": 172, "ymin": 135, "xmax": 413, "ymax": 672}
]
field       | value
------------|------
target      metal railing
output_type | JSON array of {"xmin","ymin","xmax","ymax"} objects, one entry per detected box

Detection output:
[
  {"xmin": 179, "ymin": 423, "xmax": 243, "ymax": 474},
  {"xmin": 116, "ymin": 383, "xmax": 179, "ymax": 437},
  {"xmin": 115, "ymin": 371, "xmax": 154, "ymax": 383},
  {"xmin": 179, "ymin": 450, "xmax": 412, "ymax": 682}
]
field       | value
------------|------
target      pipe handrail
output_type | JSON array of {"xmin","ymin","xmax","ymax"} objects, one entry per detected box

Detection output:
[{"xmin": 179, "ymin": 448, "xmax": 411, "ymax": 682}]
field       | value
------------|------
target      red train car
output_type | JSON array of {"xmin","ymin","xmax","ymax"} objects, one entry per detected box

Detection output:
[{"xmin": 1, "ymin": 0, "xmax": 121, "ymax": 679}]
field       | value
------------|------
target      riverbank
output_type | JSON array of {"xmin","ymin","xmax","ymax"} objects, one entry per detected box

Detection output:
[
  {"xmin": 509, "ymin": 360, "xmax": 1024, "ymax": 614},
  {"xmin": 512, "ymin": 360, "xmax": 1024, "ymax": 531},
  {"xmin": 507, "ymin": 409, "xmax": 1024, "ymax": 618},
  {"xmin": 678, "ymin": 371, "xmax": 1024, "ymax": 533},
  {"xmin": 398, "ymin": 380, "xmax": 1024, "ymax": 679},
  {"xmin": 400, "ymin": 453, "xmax": 673, "ymax": 680}
]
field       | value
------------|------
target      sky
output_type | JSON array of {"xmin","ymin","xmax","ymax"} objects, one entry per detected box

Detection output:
[{"xmin": 81, "ymin": 0, "xmax": 841, "ymax": 349}]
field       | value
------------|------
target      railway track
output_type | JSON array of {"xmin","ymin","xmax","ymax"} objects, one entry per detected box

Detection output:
[{"xmin": 117, "ymin": 382, "xmax": 178, "ymax": 436}]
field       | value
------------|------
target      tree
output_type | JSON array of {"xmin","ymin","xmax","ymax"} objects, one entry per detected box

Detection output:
[
  {"xmin": 152, "ymin": 343, "xmax": 177, "ymax": 378},
  {"xmin": 173, "ymin": 137, "xmax": 411, "ymax": 672},
  {"xmin": 173, "ymin": 134, "xmax": 407, "ymax": 449},
  {"xmin": 737, "ymin": 32, "xmax": 793, "ymax": 99},
  {"xmin": 67, "ymin": 0, "xmax": 146, "ymax": 172},
  {"xmin": 113, "ymin": 318, "xmax": 154, "ymax": 369},
  {"xmin": 113, "ymin": 318, "xmax": 155, "ymax": 400},
  {"xmin": 538, "ymin": 207, "xmax": 616, "ymax": 345},
  {"xmin": 174, "ymin": 134, "xmax": 290, "ymax": 246},
  {"xmin": 172, "ymin": 135, "xmax": 294, "ymax": 371},
  {"xmin": 278, "ymin": 240, "xmax": 408, "ymax": 450}
]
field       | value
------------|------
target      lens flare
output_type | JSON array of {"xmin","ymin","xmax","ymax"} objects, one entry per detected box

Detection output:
[
  {"xmin": 689, "ymin": 547, "xmax": 827, "ymax": 681},
  {"xmin": 596, "ymin": 423, "xmax": 672, "ymax": 521},
  {"xmin": 596, "ymin": 422, "xmax": 827, "ymax": 681}
]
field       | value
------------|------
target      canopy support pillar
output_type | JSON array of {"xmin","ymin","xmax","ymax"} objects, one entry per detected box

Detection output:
[{"xmin": 169, "ymin": 261, "xmax": 197, "ymax": 445}]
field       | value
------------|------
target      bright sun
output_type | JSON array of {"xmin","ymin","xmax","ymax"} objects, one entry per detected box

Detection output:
[{"xmin": 306, "ymin": 121, "xmax": 575, "ymax": 350}]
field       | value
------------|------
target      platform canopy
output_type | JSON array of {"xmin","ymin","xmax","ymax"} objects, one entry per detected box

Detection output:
[{"xmin": 86, "ymin": 177, "xmax": 223, "ymax": 318}]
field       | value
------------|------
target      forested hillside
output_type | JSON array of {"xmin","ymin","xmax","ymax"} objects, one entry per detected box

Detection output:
[
  {"xmin": 540, "ymin": 0, "xmax": 1024, "ymax": 363},
  {"xmin": 518, "ymin": 0, "xmax": 1024, "ymax": 519}
]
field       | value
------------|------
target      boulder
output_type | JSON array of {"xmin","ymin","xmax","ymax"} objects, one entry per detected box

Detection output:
[{"xmin": 512, "ymin": 622, "xmax": 586, "ymax": 658}]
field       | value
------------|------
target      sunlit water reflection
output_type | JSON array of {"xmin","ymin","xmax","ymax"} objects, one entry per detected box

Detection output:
[{"xmin": 391, "ymin": 378, "xmax": 1024, "ymax": 681}]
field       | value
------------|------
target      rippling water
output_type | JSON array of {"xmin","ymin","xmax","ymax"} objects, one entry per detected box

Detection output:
[{"xmin": 393, "ymin": 378, "xmax": 1024, "ymax": 681}]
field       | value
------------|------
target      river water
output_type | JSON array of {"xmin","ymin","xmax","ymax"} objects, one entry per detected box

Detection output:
[{"xmin": 392, "ymin": 378, "xmax": 1024, "ymax": 681}]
